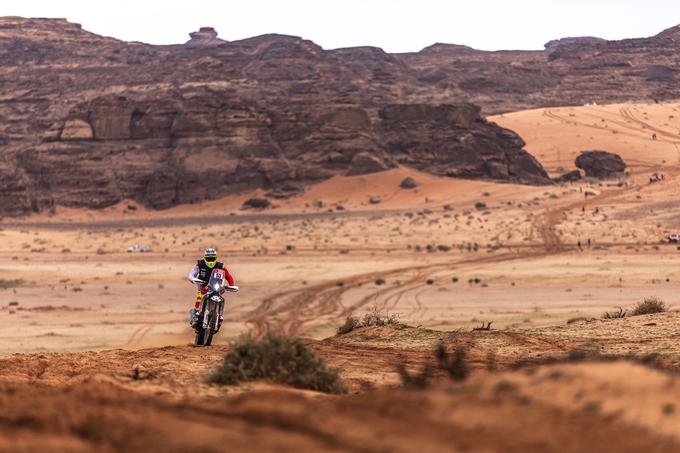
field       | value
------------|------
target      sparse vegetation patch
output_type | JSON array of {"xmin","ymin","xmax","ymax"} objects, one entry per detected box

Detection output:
[
  {"xmin": 0, "ymin": 279, "xmax": 24, "ymax": 289},
  {"xmin": 336, "ymin": 307, "xmax": 401, "ymax": 334},
  {"xmin": 208, "ymin": 332, "xmax": 346, "ymax": 394}
]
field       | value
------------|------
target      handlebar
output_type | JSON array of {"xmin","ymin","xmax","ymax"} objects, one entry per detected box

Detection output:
[{"xmin": 192, "ymin": 278, "xmax": 238, "ymax": 293}]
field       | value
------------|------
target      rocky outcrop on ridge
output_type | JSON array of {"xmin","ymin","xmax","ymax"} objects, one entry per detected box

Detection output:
[{"xmin": 186, "ymin": 27, "xmax": 227, "ymax": 46}]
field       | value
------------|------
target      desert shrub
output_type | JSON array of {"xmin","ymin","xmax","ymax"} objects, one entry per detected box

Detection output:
[
  {"xmin": 0, "ymin": 279, "xmax": 24, "ymax": 289},
  {"xmin": 374, "ymin": 277, "xmax": 386, "ymax": 286},
  {"xmin": 567, "ymin": 316, "xmax": 594, "ymax": 324},
  {"xmin": 208, "ymin": 332, "xmax": 346, "ymax": 394},
  {"xmin": 602, "ymin": 307, "xmax": 626, "ymax": 319},
  {"xmin": 631, "ymin": 297, "xmax": 667, "ymax": 316},
  {"xmin": 452, "ymin": 277, "xmax": 459, "ymax": 283},
  {"xmin": 396, "ymin": 362, "xmax": 433, "ymax": 389},
  {"xmin": 473, "ymin": 321, "xmax": 493, "ymax": 331},
  {"xmin": 398, "ymin": 343, "xmax": 469, "ymax": 388},
  {"xmin": 436, "ymin": 343, "xmax": 470, "ymax": 381}
]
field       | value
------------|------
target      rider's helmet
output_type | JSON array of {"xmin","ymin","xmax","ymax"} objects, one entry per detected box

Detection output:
[{"xmin": 203, "ymin": 248, "xmax": 218, "ymax": 268}]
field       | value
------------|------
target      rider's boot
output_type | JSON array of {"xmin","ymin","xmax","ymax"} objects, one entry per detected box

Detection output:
[{"xmin": 189, "ymin": 294, "xmax": 202, "ymax": 327}]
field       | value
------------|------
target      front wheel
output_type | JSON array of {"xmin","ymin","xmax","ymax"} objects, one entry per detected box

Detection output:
[
  {"xmin": 194, "ymin": 328, "xmax": 205, "ymax": 346},
  {"xmin": 203, "ymin": 327, "xmax": 214, "ymax": 346}
]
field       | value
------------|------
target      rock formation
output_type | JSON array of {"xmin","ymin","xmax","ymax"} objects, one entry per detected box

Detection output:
[
  {"xmin": 575, "ymin": 151, "xmax": 627, "ymax": 179},
  {"xmin": 0, "ymin": 17, "xmax": 678, "ymax": 215},
  {"xmin": 186, "ymin": 27, "xmax": 227, "ymax": 46},
  {"xmin": 553, "ymin": 170, "xmax": 583, "ymax": 183},
  {"xmin": 399, "ymin": 177, "xmax": 418, "ymax": 189}
]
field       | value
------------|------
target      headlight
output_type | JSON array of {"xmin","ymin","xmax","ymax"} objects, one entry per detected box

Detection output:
[{"xmin": 214, "ymin": 284, "xmax": 220, "ymax": 291}]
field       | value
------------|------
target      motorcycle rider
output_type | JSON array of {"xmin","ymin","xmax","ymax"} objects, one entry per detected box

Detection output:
[{"xmin": 187, "ymin": 248, "xmax": 235, "ymax": 326}]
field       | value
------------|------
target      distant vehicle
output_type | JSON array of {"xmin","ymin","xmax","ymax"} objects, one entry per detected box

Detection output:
[
  {"xmin": 127, "ymin": 245, "xmax": 151, "ymax": 253},
  {"xmin": 667, "ymin": 234, "xmax": 680, "ymax": 244}
]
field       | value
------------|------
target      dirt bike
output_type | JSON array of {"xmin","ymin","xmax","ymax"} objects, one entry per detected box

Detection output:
[{"xmin": 189, "ymin": 268, "xmax": 238, "ymax": 346}]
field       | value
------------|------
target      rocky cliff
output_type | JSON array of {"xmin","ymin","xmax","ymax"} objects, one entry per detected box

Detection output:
[{"xmin": 0, "ymin": 17, "xmax": 676, "ymax": 214}]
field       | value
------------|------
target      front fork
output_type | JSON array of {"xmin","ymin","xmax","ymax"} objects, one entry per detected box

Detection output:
[{"xmin": 201, "ymin": 299, "xmax": 224, "ymax": 332}]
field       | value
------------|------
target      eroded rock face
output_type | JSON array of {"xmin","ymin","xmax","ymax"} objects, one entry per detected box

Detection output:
[
  {"xmin": 575, "ymin": 151, "xmax": 627, "ymax": 179},
  {"xmin": 377, "ymin": 104, "xmax": 549, "ymax": 185},
  {"xmin": 7, "ymin": 17, "xmax": 679, "ymax": 214},
  {"xmin": 12, "ymin": 97, "xmax": 547, "ymax": 215},
  {"xmin": 60, "ymin": 119, "xmax": 93, "ymax": 140},
  {"xmin": 346, "ymin": 153, "xmax": 391, "ymax": 176}
]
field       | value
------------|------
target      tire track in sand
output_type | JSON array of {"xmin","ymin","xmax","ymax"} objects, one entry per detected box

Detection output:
[{"xmin": 244, "ymin": 251, "xmax": 550, "ymax": 337}]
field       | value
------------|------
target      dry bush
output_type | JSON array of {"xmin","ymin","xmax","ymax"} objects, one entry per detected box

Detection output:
[
  {"xmin": 436, "ymin": 343, "xmax": 470, "ymax": 381},
  {"xmin": 208, "ymin": 332, "xmax": 346, "ymax": 394},
  {"xmin": 396, "ymin": 362, "xmax": 433, "ymax": 389},
  {"xmin": 473, "ymin": 321, "xmax": 493, "ymax": 331},
  {"xmin": 0, "ymin": 279, "xmax": 24, "ymax": 289},
  {"xmin": 398, "ymin": 343, "xmax": 469, "ymax": 388},
  {"xmin": 336, "ymin": 307, "xmax": 400, "ymax": 335},
  {"xmin": 602, "ymin": 307, "xmax": 626, "ymax": 319},
  {"xmin": 631, "ymin": 297, "xmax": 667, "ymax": 316},
  {"xmin": 360, "ymin": 306, "xmax": 400, "ymax": 328}
]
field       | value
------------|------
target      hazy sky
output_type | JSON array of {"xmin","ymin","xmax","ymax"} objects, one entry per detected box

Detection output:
[{"xmin": 5, "ymin": 0, "xmax": 680, "ymax": 52}]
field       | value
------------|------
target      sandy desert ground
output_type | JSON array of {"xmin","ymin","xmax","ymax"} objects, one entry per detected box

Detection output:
[{"xmin": 4, "ymin": 102, "xmax": 680, "ymax": 450}]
